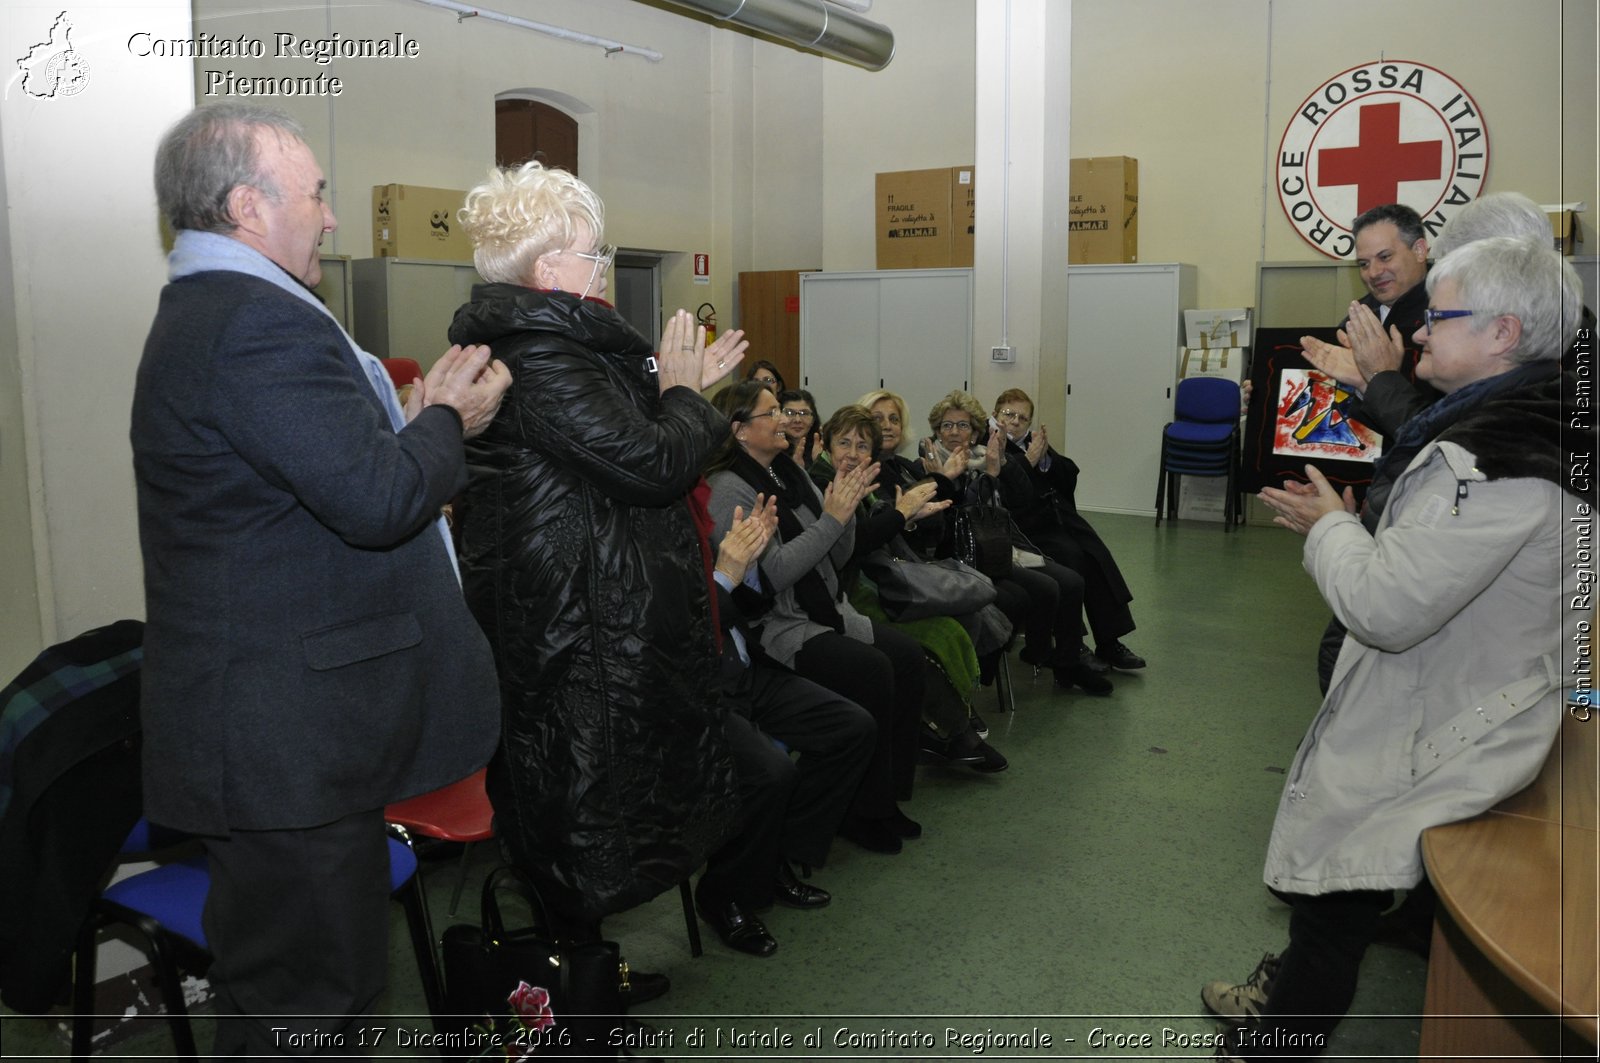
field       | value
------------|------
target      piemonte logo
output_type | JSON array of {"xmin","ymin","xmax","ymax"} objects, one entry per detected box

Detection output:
[
  {"xmin": 17, "ymin": 11, "xmax": 90, "ymax": 99},
  {"xmin": 1277, "ymin": 60, "xmax": 1488, "ymax": 261}
]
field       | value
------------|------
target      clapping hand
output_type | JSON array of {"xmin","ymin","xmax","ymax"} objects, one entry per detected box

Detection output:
[
  {"xmin": 983, "ymin": 429, "xmax": 1004, "ymax": 476},
  {"xmin": 1258, "ymin": 465, "xmax": 1356, "ymax": 536},
  {"xmin": 715, "ymin": 494, "xmax": 779, "ymax": 584},
  {"xmin": 421, "ymin": 343, "xmax": 512, "ymax": 439},
  {"xmin": 1300, "ymin": 335, "xmax": 1364, "ymax": 390},
  {"xmin": 895, "ymin": 481, "xmax": 951, "ymax": 523},
  {"xmin": 657, "ymin": 311, "xmax": 750, "ymax": 394},
  {"xmin": 1343, "ymin": 300, "xmax": 1406, "ymax": 383},
  {"xmin": 822, "ymin": 459, "xmax": 881, "ymax": 523},
  {"xmin": 1025, "ymin": 426, "xmax": 1048, "ymax": 467}
]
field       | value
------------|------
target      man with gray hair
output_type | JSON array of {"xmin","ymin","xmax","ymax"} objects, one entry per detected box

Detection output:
[{"xmin": 131, "ymin": 103, "xmax": 508, "ymax": 1053}]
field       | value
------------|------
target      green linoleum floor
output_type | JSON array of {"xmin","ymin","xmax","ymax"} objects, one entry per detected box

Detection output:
[{"xmin": 2, "ymin": 513, "xmax": 1428, "ymax": 1060}]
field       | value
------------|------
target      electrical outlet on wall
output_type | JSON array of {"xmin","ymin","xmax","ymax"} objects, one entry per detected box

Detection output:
[{"xmin": 990, "ymin": 345, "xmax": 1015, "ymax": 363}]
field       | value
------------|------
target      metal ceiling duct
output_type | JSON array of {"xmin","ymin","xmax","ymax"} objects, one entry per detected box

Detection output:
[{"xmin": 647, "ymin": 0, "xmax": 895, "ymax": 71}]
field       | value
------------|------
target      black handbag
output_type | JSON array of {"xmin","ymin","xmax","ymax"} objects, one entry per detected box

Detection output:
[
  {"xmin": 952, "ymin": 477, "xmax": 1014, "ymax": 580},
  {"xmin": 440, "ymin": 866, "xmax": 626, "ymax": 1060},
  {"xmin": 862, "ymin": 538, "xmax": 996, "ymax": 621}
]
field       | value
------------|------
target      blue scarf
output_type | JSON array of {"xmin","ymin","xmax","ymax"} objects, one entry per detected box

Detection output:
[{"xmin": 168, "ymin": 231, "xmax": 459, "ymax": 579}]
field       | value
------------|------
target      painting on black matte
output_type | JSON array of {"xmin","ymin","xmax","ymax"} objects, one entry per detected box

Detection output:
[{"xmin": 1243, "ymin": 327, "xmax": 1386, "ymax": 499}]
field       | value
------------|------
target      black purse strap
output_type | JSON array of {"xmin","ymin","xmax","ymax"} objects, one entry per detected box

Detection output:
[{"xmin": 477, "ymin": 865, "xmax": 554, "ymax": 940}]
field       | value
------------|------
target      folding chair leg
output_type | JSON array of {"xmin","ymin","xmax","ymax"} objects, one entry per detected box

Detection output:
[
  {"xmin": 1154, "ymin": 442, "xmax": 1167, "ymax": 525},
  {"xmin": 447, "ymin": 840, "xmax": 474, "ymax": 917},
  {"xmin": 396, "ymin": 875, "xmax": 447, "ymax": 1031},
  {"xmin": 679, "ymin": 880, "xmax": 703, "ymax": 958},
  {"xmin": 72, "ymin": 910, "xmax": 201, "ymax": 1063},
  {"xmin": 995, "ymin": 652, "xmax": 1016, "ymax": 715}
]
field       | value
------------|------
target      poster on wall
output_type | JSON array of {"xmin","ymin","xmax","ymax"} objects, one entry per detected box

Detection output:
[{"xmin": 1243, "ymin": 327, "xmax": 1385, "ymax": 497}]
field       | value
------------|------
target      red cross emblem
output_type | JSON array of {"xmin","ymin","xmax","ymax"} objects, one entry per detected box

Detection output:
[{"xmin": 1277, "ymin": 61, "xmax": 1488, "ymax": 260}]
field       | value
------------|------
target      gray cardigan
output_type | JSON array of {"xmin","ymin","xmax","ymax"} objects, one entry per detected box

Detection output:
[{"xmin": 705, "ymin": 466, "xmax": 872, "ymax": 667}]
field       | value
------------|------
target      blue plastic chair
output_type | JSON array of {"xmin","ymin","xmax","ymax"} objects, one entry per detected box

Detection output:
[
  {"xmin": 69, "ymin": 824, "xmax": 442, "ymax": 1061},
  {"xmin": 1155, "ymin": 376, "xmax": 1244, "ymax": 529}
]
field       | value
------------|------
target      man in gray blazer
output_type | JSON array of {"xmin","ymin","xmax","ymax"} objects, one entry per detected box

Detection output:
[{"xmin": 131, "ymin": 103, "xmax": 509, "ymax": 1055}]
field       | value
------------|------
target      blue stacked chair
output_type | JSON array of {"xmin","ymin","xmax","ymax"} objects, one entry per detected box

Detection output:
[{"xmin": 1155, "ymin": 376, "xmax": 1244, "ymax": 530}]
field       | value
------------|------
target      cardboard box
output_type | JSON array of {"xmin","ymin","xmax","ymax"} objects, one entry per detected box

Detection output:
[
  {"xmin": 1177, "ymin": 345, "xmax": 1247, "ymax": 385},
  {"xmin": 1547, "ymin": 208, "xmax": 1580, "ymax": 256},
  {"xmin": 1184, "ymin": 308, "xmax": 1252, "ymax": 349},
  {"xmin": 875, "ymin": 167, "xmax": 975, "ymax": 269},
  {"xmin": 1069, "ymin": 156, "xmax": 1138, "ymax": 264},
  {"xmin": 372, "ymin": 184, "xmax": 473, "ymax": 263},
  {"xmin": 950, "ymin": 167, "xmax": 976, "ymax": 267}
]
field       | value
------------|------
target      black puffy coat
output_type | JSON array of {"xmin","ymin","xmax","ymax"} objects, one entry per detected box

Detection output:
[{"xmin": 450, "ymin": 284, "xmax": 737, "ymax": 922}]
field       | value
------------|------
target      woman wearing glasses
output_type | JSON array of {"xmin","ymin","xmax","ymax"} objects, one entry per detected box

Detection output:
[
  {"xmin": 1209, "ymin": 237, "xmax": 1586, "ymax": 1061},
  {"xmin": 706, "ymin": 381, "xmax": 929, "ymax": 855},
  {"xmin": 776, "ymin": 387, "xmax": 820, "ymax": 466},
  {"xmin": 449, "ymin": 161, "xmax": 750, "ymax": 935},
  {"xmin": 990, "ymin": 388, "xmax": 1145, "ymax": 674},
  {"xmin": 920, "ymin": 391, "xmax": 1112, "ymax": 694}
]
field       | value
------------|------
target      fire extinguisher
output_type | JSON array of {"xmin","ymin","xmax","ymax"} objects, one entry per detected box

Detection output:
[{"xmin": 697, "ymin": 303, "xmax": 717, "ymax": 344}]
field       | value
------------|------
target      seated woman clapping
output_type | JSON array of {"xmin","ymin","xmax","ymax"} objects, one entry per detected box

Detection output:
[
  {"xmin": 924, "ymin": 390, "xmax": 1112, "ymax": 695},
  {"xmin": 705, "ymin": 382, "xmax": 928, "ymax": 855},
  {"xmin": 808, "ymin": 405, "xmax": 1006, "ymax": 772}
]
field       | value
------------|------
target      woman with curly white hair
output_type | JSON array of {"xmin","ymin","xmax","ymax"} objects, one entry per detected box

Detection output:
[{"xmin": 449, "ymin": 161, "xmax": 750, "ymax": 937}]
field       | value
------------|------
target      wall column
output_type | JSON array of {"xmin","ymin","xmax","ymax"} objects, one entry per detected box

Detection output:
[{"xmin": 972, "ymin": 0, "xmax": 1071, "ymax": 427}]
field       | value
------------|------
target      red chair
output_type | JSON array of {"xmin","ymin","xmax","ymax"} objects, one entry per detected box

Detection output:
[
  {"xmin": 385, "ymin": 769, "xmax": 494, "ymax": 921},
  {"xmin": 386, "ymin": 770, "xmax": 704, "ymax": 957},
  {"xmin": 379, "ymin": 357, "xmax": 422, "ymax": 392}
]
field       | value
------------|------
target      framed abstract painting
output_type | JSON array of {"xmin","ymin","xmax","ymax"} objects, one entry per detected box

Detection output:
[{"xmin": 1243, "ymin": 327, "xmax": 1386, "ymax": 498}]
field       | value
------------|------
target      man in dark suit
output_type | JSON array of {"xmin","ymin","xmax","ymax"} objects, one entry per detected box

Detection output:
[
  {"xmin": 131, "ymin": 103, "xmax": 509, "ymax": 1055},
  {"xmin": 1300, "ymin": 202, "xmax": 1434, "ymax": 437},
  {"xmin": 694, "ymin": 494, "xmax": 874, "ymax": 956}
]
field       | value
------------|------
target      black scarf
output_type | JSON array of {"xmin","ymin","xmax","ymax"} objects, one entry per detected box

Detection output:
[
  {"xmin": 1364, "ymin": 360, "xmax": 1563, "ymax": 530},
  {"xmin": 724, "ymin": 449, "xmax": 845, "ymax": 633}
]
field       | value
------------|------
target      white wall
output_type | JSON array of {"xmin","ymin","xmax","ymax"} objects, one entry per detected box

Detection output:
[
  {"xmin": 0, "ymin": 1, "xmax": 193, "ymax": 677},
  {"xmin": 819, "ymin": 0, "xmax": 978, "ymax": 271},
  {"xmin": 1068, "ymin": 0, "xmax": 1596, "ymax": 307}
]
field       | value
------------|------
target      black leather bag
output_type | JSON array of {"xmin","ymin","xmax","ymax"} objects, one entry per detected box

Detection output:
[
  {"xmin": 862, "ymin": 540, "xmax": 996, "ymax": 621},
  {"xmin": 440, "ymin": 866, "xmax": 625, "ymax": 1059},
  {"xmin": 952, "ymin": 477, "xmax": 1014, "ymax": 580}
]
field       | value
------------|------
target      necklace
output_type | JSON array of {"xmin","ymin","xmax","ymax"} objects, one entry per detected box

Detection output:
[{"xmin": 765, "ymin": 463, "xmax": 785, "ymax": 489}]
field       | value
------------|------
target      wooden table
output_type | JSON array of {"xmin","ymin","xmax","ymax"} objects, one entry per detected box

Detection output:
[{"xmin": 1420, "ymin": 709, "xmax": 1598, "ymax": 1059}]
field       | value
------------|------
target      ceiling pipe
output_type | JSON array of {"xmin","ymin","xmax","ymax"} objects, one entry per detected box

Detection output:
[
  {"xmin": 645, "ymin": 0, "xmax": 895, "ymax": 71},
  {"xmin": 409, "ymin": 0, "xmax": 664, "ymax": 61},
  {"xmin": 823, "ymin": 0, "xmax": 874, "ymax": 12}
]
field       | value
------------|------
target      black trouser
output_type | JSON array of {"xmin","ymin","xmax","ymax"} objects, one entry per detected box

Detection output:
[
  {"xmin": 725, "ymin": 663, "xmax": 875, "ymax": 870},
  {"xmin": 1031, "ymin": 529, "xmax": 1134, "ymax": 649},
  {"xmin": 1233, "ymin": 889, "xmax": 1392, "ymax": 1060},
  {"xmin": 791, "ymin": 622, "xmax": 924, "ymax": 819},
  {"xmin": 698, "ymin": 711, "xmax": 795, "ymax": 912},
  {"xmin": 994, "ymin": 559, "xmax": 1086, "ymax": 662},
  {"xmin": 202, "ymin": 808, "xmax": 391, "ymax": 1058}
]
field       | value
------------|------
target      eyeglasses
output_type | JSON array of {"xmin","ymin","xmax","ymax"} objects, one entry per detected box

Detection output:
[
  {"xmin": 997, "ymin": 408, "xmax": 1032, "ymax": 424},
  {"xmin": 939, "ymin": 421, "xmax": 974, "ymax": 433},
  {"xmin": 560, "ymin": 244, "xmax": 616, "ymax": 298},
  {"xmin": 781, "ymin": 408, "xmax": 814, "ymax": 420},
  {"xmin": 1423, "ymin": 308, "xmax": 1474, "ymax": 332},
  {"xmin": 746, "ymin": 408, "xmax": 788, "ymax": 422},
  {"xmin": 563, "ymin": 244, "xmax": 616, "ymax": 270}
]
